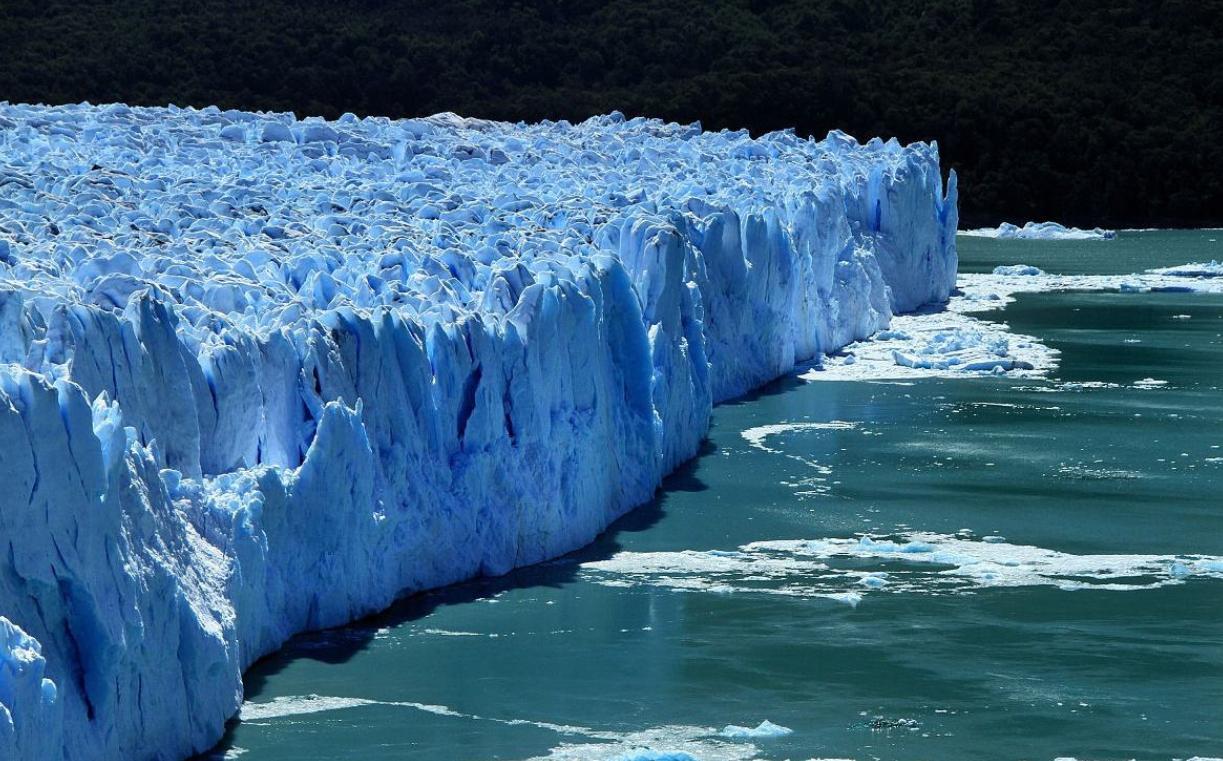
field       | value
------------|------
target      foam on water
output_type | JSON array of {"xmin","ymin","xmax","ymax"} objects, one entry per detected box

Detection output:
[
  {"xmin": 239, "ymin": 694, "xmax": 463, "ymax": 722},
  {"xmin": 240, "ymin": 694, "xmax": 777, "ymax": 761},
  {"xmin": 740, "ymin": 421, "xmax": 858, "ymax": 453}
]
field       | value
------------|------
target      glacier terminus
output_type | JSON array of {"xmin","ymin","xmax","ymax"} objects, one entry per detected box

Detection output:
[{"xmin": 0, "ymin": 103, "xmax": 957, "ymax": 760}]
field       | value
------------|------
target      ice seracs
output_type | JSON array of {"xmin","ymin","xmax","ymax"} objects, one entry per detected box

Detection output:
[
  {"xmin": 0, "ymin": 617, "xmax": 58, "ymax": 761},
  {"xmin": 0, "ymin": 102, "xmax": 957, "ymax": 760}
]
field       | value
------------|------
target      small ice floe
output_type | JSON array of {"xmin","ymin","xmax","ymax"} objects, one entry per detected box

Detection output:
[
  {"xmin": 525, "ymin": 722, "xmax": 766, "ymax": 761},
  {"xmin": 1056, "ymin": 465, "xmax": 1142, "ymax": 481},
  {"xmin": 866, "ymin": 716, "xmax": 921, "ymax": 731},
  {"xmin": 874, "ymin": 329, "xmax": 912, "ymax": 340},
  {"xmin": 992, "ymin": 264, "xmax": 1045, "ymax": 276},
  {"xmin": 581, "ymin": 533, "xmax": 1223, "ymax": 600},
  {"xmin": 858, "ymin": 573, "xmax": 889, "ymax": 588},
  {"xmin": 1132, "ymin": 377, "xmax": 1168, "ymax": 389},
  {"xmin": 201, "ymin": 747, "xmax": 248, "ymax": 760},
  {"xmin": 823, "ymin": 592, "xmax": 864, "ymax": 607},
  {"xmin": 957, "ymin": 270, "xmax": 1223, "ymax": 312},
  {"xmin": 1146, "ymin": 260, "xmax": 1223, "ymax": 278},
  {"xmin": 720, "ymin": 720, "xmax": 794, "ymax": 739}
]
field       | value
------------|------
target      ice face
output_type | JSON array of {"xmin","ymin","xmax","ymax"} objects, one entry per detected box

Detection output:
[{"xmin": 0, "ymin": 103, "xmax": 956, "ymax": 760}]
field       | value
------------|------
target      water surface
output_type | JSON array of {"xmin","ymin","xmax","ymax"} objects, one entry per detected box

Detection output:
[{"xmin": 209, "ymin": 231, "xmax": 1223, "ymax": 761}]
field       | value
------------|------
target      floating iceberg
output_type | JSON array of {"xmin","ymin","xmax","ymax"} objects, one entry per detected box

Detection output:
[
  {"xmin": 0, "ymin": 102, "xmax": 957, "ymax": 760},
  {"xmin": 992, "ymin": 264, "xmax": 1045, "ymax": 276},
  {"xmin": 1146, "ymin": 260, "xmax": 1223, "ymax": 277},
  {"xmin": 719, "ymin": 720, "xmax": 794, "ymax": 739},
  {"xmin": 962, "ymin": 221, "xmax": 1116, "ymax": 240}
]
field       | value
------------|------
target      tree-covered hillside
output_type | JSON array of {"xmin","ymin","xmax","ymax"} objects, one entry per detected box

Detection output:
[{"xmin": 1, "ymin": 0, "xmax": 1219, "ymax": 227}]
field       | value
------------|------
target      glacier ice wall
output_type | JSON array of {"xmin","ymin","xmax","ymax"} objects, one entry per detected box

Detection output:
[{"xmin": 0, "ymin": 103, "xmax": 956, "ymax": 760}]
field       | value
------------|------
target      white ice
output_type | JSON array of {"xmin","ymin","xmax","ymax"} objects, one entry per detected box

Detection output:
[
  {"xmin": 804, "ymin": 309, "xmax": 1054, "ymax": 381},
  {"xmin": 720, "ymin": 721, "xmax": 794, "ymax": 739},
  {"xmin": 992, "ymin": 264, "xmax": 1045, "ymax": 276},
  {"xmin": 806, "ymin": 260, "xmax": 1223, "ymax": 384},
  {"xmin": 1147, "ymin": 260, "xmax": 1223, "ymax": 278},
  {"xmin": 240, "ymin": 694, "xmax": 771, "ymax": 761},
  {"xmin": 740, "ymin": 421, "xmax": 858, "ymax": 453},
  {"xmin": 958, "ymin": 270, "xmax": 1223, "ymax": 312},
  {"xmin": 0, "ymin": 102, "xmax": 957, "ymax": 760},
  {"xmin": 960, "ymin": 221, "xmax": 1116, "ymax": 240},
  {"xmin": 581, "ymin": 532, "xmax": 1223, "ymax": 599}
]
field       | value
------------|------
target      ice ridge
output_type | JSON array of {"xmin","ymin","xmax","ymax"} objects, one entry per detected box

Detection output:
[{"xmin": 0, "ymin": 102, "xmax": 956, "ymax": 760}]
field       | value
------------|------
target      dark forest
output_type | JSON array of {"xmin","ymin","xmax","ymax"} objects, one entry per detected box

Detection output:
[{"xmin": 1, "ymin": 0, "xmax": 1219, "ymax": 227}]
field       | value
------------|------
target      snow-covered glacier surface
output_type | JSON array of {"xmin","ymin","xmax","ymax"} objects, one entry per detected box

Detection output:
[{"xmin": 0, "ymin": 102, "xmax": 957, "ymax": 760}]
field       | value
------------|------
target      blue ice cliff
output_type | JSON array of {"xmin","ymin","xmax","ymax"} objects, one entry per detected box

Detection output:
[{"xmin": 0, "ymin": 103, "xmax": 957, "ymax": 759}]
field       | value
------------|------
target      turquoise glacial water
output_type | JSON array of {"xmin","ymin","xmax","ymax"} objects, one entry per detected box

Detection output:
[
  {"xmin": 206, "ymin": 232, "xmax": 1223, "ymax": 761},
  {"xmin": 957, "ymin": 228, "xmax": 1223, "ymax": 275}
]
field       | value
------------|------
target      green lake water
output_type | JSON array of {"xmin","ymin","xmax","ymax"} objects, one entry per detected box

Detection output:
[{"xmin": 207, "ymin": 231, "xmax": 1223, "ymax": 761}]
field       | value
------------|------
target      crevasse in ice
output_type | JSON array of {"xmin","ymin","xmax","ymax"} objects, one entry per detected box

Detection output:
[{"xmin": 0, "ymin": 103, "xmax": 956, "ymax": 760}]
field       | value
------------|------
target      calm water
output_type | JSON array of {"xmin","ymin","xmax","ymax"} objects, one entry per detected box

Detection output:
[{"xmin": 209, "ymin": 231, "xmax": 1223, "ymax": 761}]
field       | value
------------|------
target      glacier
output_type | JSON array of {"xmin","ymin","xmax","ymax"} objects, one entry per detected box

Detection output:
[{"xmin": 0, "ymin": 102, "xmax": 957, "ymax": 760}]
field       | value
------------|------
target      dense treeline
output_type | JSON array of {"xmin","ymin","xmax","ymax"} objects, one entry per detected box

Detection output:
[{"xmin": 1, "ymin": 0, "xmax": 1219, "ymax": 227}]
